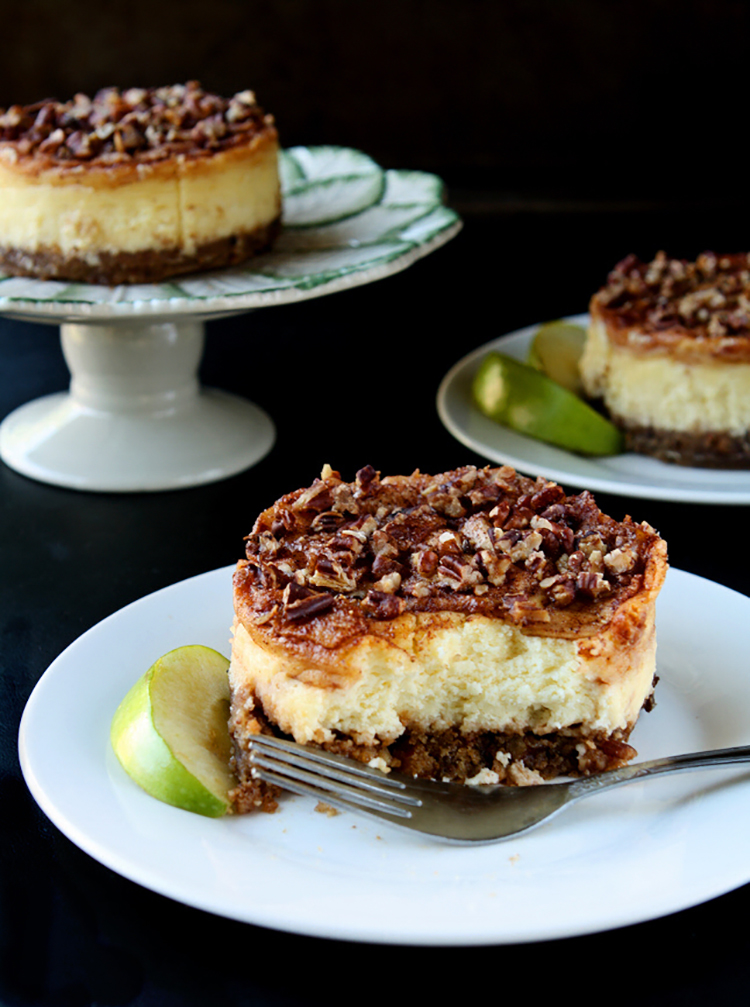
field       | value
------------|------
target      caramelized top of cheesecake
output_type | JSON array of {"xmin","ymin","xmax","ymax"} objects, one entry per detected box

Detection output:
[
  {"xmin": 0, "ymin": 81, "xmax": 275, "ymax": 170},
  {"xmin": 592, "ymin": 251, "xmax": 750, "ymax": 362},
  {"xmin": 234, "ymin": 464, "xmax": 667, "ymax": 644}
]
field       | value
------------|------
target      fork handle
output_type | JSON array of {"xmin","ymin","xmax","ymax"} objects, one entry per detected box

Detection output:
[{"xmin": 570, "ymin": 744, "xmax": 750, "ymax": 796}]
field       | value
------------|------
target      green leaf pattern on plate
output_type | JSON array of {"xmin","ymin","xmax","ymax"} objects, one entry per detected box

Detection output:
[
  {"xmin": 282, "ymin": 172, "xmax": 387, "ymax": 228},
  {"xmin": 281, "ymin": 145, "xmax": 382, "ymax": 183},
  {"xmin": 0, "ymin": 146, "xmax": 460, "ymax": 308}
]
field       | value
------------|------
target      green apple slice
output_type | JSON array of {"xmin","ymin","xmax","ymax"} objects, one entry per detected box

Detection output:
[
  {"xmin": 527, "ymin": 320, "xmax": 587, "ymax": 394},
  {"xmin": 472, "ymin": 351, "xmax": 623, "ymax": 456},
  {"xmin": 110, "ymin": 645, "xmax": 234, "ymax": 817}
]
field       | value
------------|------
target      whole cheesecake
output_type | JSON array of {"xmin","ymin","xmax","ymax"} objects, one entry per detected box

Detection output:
[
  {"xmin": 581, "ymin": 250, "xmax": 750, "ymax": 466},
  {"xmin": 228, "ymin": 464, "xmax": 667, "ymax": 812},
  {"xmin": 0, "ymin": 82, "xmax": 281, "ymax": 285}
]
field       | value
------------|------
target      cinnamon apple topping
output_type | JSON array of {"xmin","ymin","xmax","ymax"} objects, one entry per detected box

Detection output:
[
  {"xmin": 0, "ymin": 81, "xmax": 274, "ymax": 166},
  {"xmin": 234, "ymin": 464, "xmax": 665, "ymax": 637}
]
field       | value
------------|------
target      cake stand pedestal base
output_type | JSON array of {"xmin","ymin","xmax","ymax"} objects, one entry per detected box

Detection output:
[{"xmin": 0, "ymin": 319, "xmax": 275, "ymax": 492}]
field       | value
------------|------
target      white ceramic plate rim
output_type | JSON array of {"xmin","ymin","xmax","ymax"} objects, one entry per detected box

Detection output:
[
  {"xmin": 437, "ymin": 313, "xmax": 750, "ymax": 504},
  {"xmin": 18, "ymin": 564, "xmax": 750, "ymax": 946}
]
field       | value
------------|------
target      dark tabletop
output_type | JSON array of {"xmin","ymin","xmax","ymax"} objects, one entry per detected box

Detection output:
[{"xmin": 3, "ymin": 207, "xmax": 750, "ymax": 1006}]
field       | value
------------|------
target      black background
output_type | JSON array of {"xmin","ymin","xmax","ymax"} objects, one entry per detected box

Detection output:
[{"xmin": 3, "ymin": 3, "xmax": 750, "ymax": 1004}]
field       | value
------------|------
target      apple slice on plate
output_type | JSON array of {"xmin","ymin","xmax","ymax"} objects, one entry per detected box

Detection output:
[
  {"xmin": 110, "ymin": 645, "xmax": 234, "ymax": 817},
  {"xmin": 472, "ymin": 351, "xmax": 623, "ymax": 456},
  {"xmin": 527, "ymin": 320, "xmax": 587, "ymax": 395}
]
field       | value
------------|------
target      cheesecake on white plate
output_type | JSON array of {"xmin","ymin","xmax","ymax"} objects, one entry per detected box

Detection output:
[
  {"xmin": 581, "ymin": 250, "xmax": 750, "ymax": 467},
  {"xmin": 0, "ymin": 82, "xmax": 281, "ymax": 285},
  {"xmin": 227, "ymin": 464, "xmax": 667, "ymax": 812}
]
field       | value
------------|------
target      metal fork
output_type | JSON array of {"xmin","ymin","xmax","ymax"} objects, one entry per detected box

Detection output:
[{"xmin": 248, "ymin": 735, "xmax": 750, "ymax": 844}]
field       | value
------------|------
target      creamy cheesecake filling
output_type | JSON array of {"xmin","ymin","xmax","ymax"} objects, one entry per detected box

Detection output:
[
  {"xmin": 179, "ymin": 144, "xmax": 280, "ymax": 255},
  {"xmin": 0, "ymin": 163, "xmax": 181, "ymax": 255},
  {"xmin": 0, "ymin": 138, "xmax": 280, "ymax": 263},
  {"xmin": 230, "ymin": 605, "xmax": 656, "ymax": 747},
  {"xmin": 581, "ymin": 314, "xmax": 750, "ymax": 435}
]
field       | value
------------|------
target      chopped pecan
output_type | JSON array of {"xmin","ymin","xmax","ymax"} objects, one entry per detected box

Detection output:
[
  {"xmin": 530, "ymin": 483, "xmax": 565, "ymax": 511},
  {"xmin": 575, "ymin": 571, "xmax": 611, "ymax": 598},
  {"xmin": 436, "ymin": 555, "xmax": 483, "ymax": 591},
  {"xmin": 0, "ymin": 81, "xmax": 271, "ymax": 164},
  {"xmin": 505, "ymin": 499, "xmax": 535, "ymax": 529},
  {"xmin": 282, "ymin": 586, "xmax": 335, "ymax": 621},
  {"xmin": 371, "ymin": 554, "xmax": 400, "ymax": 579},
  {"xmin": 310, "ymin": 511, "xmax": 344, "ymax": 533},
  {"xmin": 478, "ymin": 550, "xmax": 511, "ymax": 586},
  {"xmin": 411, "ymin": 549, "xmax": 438, "ymax": 578},
  {"xmin": 371, "ymin": 528, "xmax": 399, "ymax": 558},
  {"xmin": 461, "ymin": 514, "xmax": 494, "ymax": 552},
  {"xmin": 561, "ymin": 550, "xmax": 586, "ymax": 575},
  {"xmin": 503, "ymin": 595, "xmax": 551, "ymax": 624},
  {"xmin": 594, "ymin": 250, "xmax": 750, "ymax": 339},
  {"xmin": 339, "ymin": 514, "xmax": 377, "ymax": 544},
  {"xmin": 38, "ymin": 128, "xmax": 66, "ymax": 154},
  {"xmin": 488, "ymin": 499, "xmax": 511, "ymax": 527},
  {"xmin": 309, "ymin": 555, "xmax": 357, "ymax": 592},
  {"xmin": 355, "ymin": 464, "xmax": 378, "ymax": 494},
  {"xmin": 362, "ymin": 590, "xmax": 404, "ymax": 619},
  {"xmin": 604, "ymin": 547, "xmax": 636, "ymax": 574},
  {"xmin": 373, "ymin": 571, "xmax": 402, "ymax": 593},
  {"xmin": 293, "ymin": 480, "xmax": 334, "ymax": 513},
  {"xmin": 241, "ymin": 464, "xmax": 663, "ymax": 624},
  {"xmin": 436, "ymin": 530, "xmax": 462, "ymax": 555},
  {"xmin": 547, "ymin": 577, "xmax": 576, "ymax": 606}
]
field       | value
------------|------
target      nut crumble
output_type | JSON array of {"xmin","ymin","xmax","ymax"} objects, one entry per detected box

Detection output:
[
  {"xmin": 594, "ymin": 250, "xmax": 750, "ymax": 349},
  {"xmin": 235, "ymin": 463, "xmax": 663, "ymax": 640},
  {"xmin": 0, "ymin": 81, "xmax": 273, "ymax": 167}
]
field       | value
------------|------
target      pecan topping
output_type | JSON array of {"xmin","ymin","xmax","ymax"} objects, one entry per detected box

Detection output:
[
  {"xmin": 362, "ymin": 590, "xmax": 405, "ymax": 619},
  {"xmin": 593, "ymin": 250, "xmax": 750, "ymax": 340},
  {"xmin": 238, "ymin": 464, "xmax": 665, "ymax": 631},
  {"xmin": 0, "ymin": 81, "xmax": 273, "ymax": 166},
  {"xmin": 281, "ymin": 583, "xmax": 335, "ymax": 621}
]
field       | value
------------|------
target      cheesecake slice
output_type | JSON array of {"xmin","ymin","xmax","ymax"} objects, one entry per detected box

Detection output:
[
  {"xmin": 228, "ymin": 464, "xmax": 667, "ymax": 812},
  {"xmin": 581, "ymin": 250, "xmax": 750, "ymax": 466},
  {"xmin": 0, "ymin": 82, "xmax": 281, "ymax": 284}
]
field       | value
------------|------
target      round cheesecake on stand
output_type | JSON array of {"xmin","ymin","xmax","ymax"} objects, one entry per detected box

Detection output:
[{"xmin": 0, "ymin": 81, "xmax": 281, "ymax": 285}]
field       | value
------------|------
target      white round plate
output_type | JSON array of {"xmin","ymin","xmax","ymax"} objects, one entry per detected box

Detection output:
[
  {"xmin": 437, "ymin": 314, "xmax": 750, "ymax": 505},
  {"xmin": 0, "ymin": 146, "xmax": 461, "ymax": 323},
  {"xmin": 18, "ymin": 564, "xmax": 750, "ymax": 945}
]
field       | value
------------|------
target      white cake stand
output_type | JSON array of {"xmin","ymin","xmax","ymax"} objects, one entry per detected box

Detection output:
[{"xmin": 0, "ymin": 147, "xmax": 461, "ymax": 492}]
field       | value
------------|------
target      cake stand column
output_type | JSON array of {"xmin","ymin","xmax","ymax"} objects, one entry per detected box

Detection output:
[{"xmin": 0, "ymin": 317, "xmax": 275, "ymax": 492}]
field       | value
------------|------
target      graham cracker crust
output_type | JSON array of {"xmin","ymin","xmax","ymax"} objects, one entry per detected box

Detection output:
[
  {"xmin": 228, "ymin": 702, "xmax": 644, "ymax": 815},
  {"xmin": 0, "ymin": 217, "xmax": 280, "ymax": 285},
  {"xmin": 620, "ymin": 421, "xmax": 750, "ymax": 468}
]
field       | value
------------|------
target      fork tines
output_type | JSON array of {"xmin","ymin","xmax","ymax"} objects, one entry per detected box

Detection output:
[{"xmin": 248, "ymin": 734, "xmax": 422, "ymax": 820}]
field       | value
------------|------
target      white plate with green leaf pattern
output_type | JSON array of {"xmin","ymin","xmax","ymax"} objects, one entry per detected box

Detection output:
[{"xmin": 0, "ymin": 145, "xmax": 461, "ymax": 322}]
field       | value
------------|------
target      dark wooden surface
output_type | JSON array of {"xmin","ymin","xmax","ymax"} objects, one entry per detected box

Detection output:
[{"xmin": 3, "ymin": 208, "xmax": 750, "ymax": 1005}]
